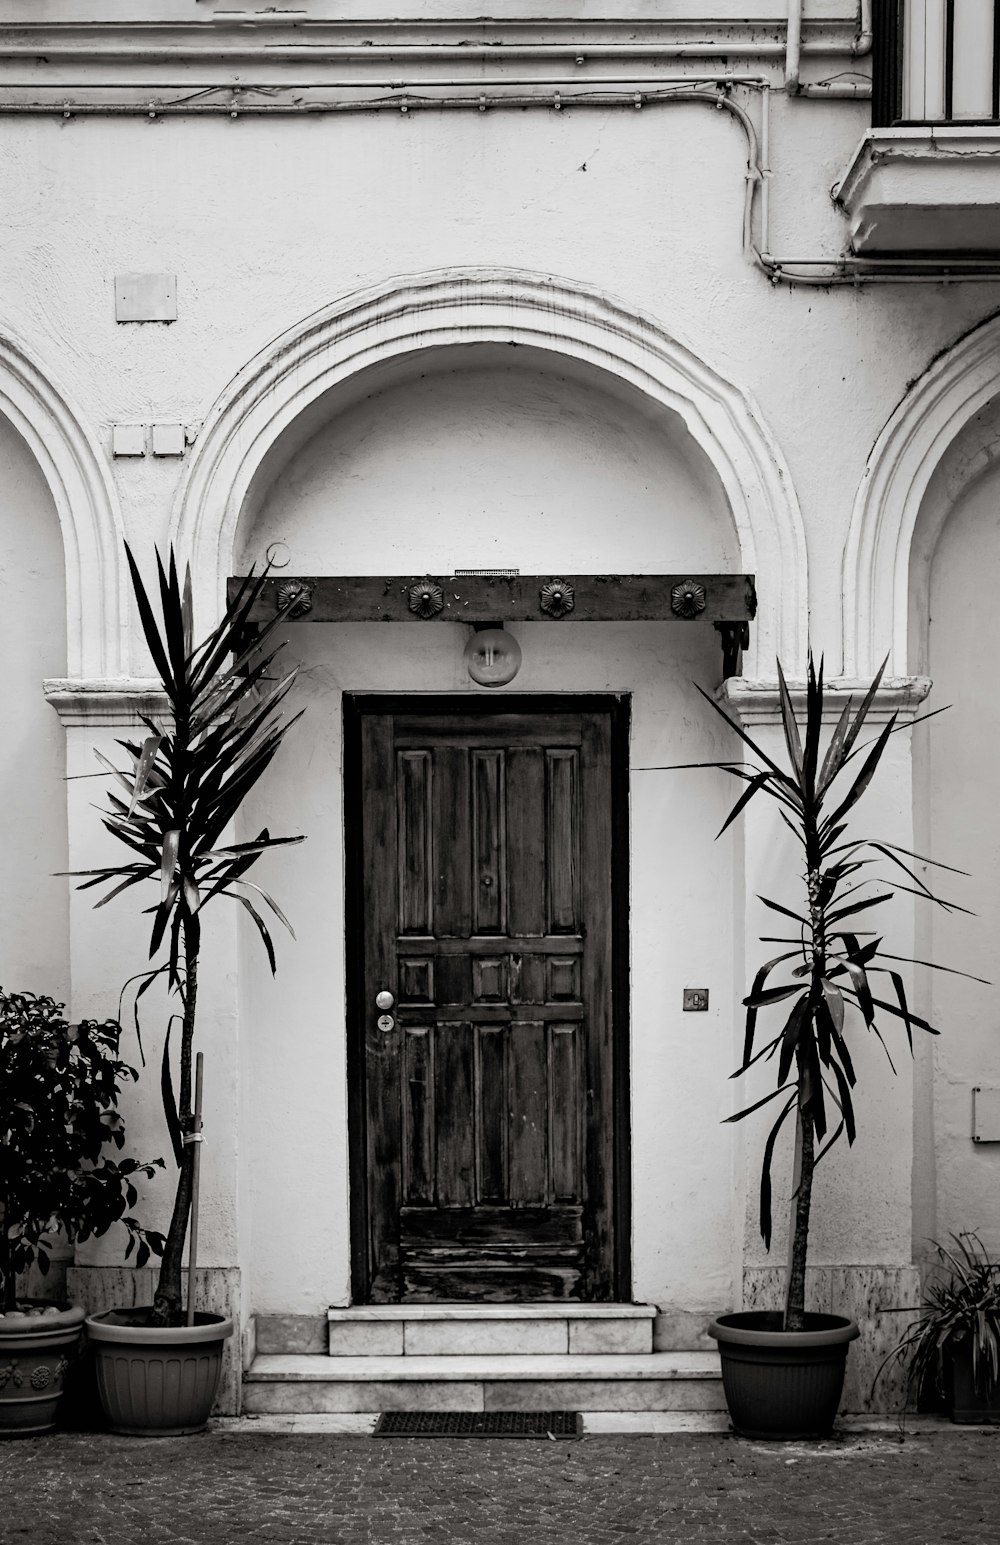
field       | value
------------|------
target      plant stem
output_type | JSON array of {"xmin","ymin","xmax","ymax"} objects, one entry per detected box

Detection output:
[
  {"xmin": 785, "ymin": 833, "xmax": 823, "ymax": 1332},
  {"xmin": 784, "ymin": 1102, "xmax": 815, "ymax": 1330},
  {"xmin": 151, "ymin": 916, "xmax": 199, "ymax": 1327},
  {"xmin": 0, "ymin": 1174, "xmax": 14, "ymax": 1313}
]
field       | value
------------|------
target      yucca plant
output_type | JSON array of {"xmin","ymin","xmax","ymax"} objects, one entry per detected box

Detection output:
[
  {"xmin": 877, "ymin": 1232, "xmax": 1000, "ymax": 1407},
  {"xmin": 680, "ymin": 652, "xmax": 979, "ymax": 1332},
  {"xmin": 73, "ymin": 548, "xmax": 303, "ymax": 1326}
]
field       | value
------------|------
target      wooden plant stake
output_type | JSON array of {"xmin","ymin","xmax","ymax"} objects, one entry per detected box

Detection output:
[{"xmin": 185, "ymin": 1052, "xmax": 204, "ymax": 1328}]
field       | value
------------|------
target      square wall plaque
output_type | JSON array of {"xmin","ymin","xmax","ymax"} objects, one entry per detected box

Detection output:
[{"xmin": 115, "ymin": 273, "xmax": 177, "ymax": 323}]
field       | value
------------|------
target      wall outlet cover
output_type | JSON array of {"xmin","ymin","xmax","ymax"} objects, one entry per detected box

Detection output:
[
  {"xmin": 151, "ymin": 422, "xmax": 186, "ymax": 457},
  {"xmin": 111, "ymin": 423, "xmax": 146, "ymax": 457}
]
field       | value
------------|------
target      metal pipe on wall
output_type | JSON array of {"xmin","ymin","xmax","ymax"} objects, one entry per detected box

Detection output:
[
  {"xmin": 854, "ymin": 0, "xmax": 875, "ymax": 56},
  {"xmin": 0, "ymin": 40, "xmax": 856, "ymax": 64},
  {"xmin": 786, "ymin": 0, "xmax": 804, "ymax": 92}
]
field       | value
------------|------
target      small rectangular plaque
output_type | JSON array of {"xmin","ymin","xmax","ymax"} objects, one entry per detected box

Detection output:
[
  {"xmin": 973, "ymin": 1086, "xmax": 1000, "ymax": 1142},
  {"xmin": 115, "ymin": 273, "xmax": 177, "ymax": 323}
]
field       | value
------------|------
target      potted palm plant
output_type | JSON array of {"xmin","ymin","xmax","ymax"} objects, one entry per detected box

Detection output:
[
  {"xmin": 0, "ymin": 987, "xmax": 162, "ymax": 1435},
  {"xmin": 682, "ymin": 653, "xmax": 979, "ymax": 1439},
  {"xmin": 876, "ymin": 1232, "xmax": 1000, "ymax": 1424},
  {"xmin": 75, "ymin": 548, "xmax": 303, "ymax": 1435}
]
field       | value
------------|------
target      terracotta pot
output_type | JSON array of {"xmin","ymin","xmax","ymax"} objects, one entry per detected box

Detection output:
[
  {"xmin": 0, "ymin": 1301, "xmax": 86, "ymax": 1437},
  {"xmin": 86, "ymin": 1307, "xmax": 233, "ymax": 1436},
  {"xmin": 708, "ymin": 1310, "xmax": 860, "ymax": 1440}
]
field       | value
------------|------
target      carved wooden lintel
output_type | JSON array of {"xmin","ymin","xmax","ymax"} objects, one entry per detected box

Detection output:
[{"xmin": 232, "ymin": 573, "xmax": 757, "ymax": 626}]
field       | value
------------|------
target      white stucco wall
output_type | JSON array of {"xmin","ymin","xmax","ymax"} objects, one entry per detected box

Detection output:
[{"xmin": 2, "ymin": 103, "xmax": 995, "ymax": 681}]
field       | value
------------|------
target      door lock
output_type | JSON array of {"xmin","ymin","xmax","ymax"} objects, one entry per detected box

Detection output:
[{"xmin": 376, "ymin": 1013, "xmax": 395, "ymax": 1033}]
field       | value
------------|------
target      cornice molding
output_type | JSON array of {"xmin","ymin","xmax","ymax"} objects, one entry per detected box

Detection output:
[
  {"xmin": 44, "ymin": 679, "xmax": 168, "ymax": 728},
  {"xmin": 718, "ymin": 675, "xmax": 933, "ymax": 727}
]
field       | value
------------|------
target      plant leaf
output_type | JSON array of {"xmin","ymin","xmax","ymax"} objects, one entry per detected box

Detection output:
[{"xmin": 161, "ymin": 1018, "xmax": 183, "ymax": 1167}]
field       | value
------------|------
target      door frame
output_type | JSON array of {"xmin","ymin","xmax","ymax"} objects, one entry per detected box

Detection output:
[{"xmin": 343, "ymin": 692, "xmax": 632, "ymax": 1303}]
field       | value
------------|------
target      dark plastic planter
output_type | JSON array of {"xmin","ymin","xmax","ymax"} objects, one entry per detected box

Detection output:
[
  {"xmin": 708, "ymin": 1310, "xmax": 860, "ymax": 1440},
  {"xmin": 944, "ymin": 1342, "xmax": 1000, "ymax": 1425},
  {"xmin": 86, "ymin": 1307, "xmax": 233, "ymax": 1436},
  {"xmin": 0, "ymin": 1302, "xmax": 86, "ymax": 1437}
]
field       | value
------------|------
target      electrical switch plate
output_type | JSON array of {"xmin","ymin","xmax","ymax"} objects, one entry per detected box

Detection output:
[
  {"xmin": 115, "ymin": 273, "xmax": 177, "ymax": 323},
  {"xmin": 972, "ymin": 1086, "xmax": 1000, "ymax": 1142},
  {"xmin": 151, "ymin": 422, "xmax": 186, "ymax": 457},
  {"xmin": 683, "ymin": 988, "xmax": 709, "ymax": 1012},
  {"xmin": 111, "ymin": 423, "xmax": 146, "ymax": 457}
]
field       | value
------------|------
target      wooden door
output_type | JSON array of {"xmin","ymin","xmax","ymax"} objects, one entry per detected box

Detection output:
[{"xmin": 350, "ymin": 700, "xmax": 623, "ymax": 1303}]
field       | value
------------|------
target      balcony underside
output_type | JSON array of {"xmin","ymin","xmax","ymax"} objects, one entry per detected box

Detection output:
[{"xmin": 836, "ymin": 128, "xmax": 1000, "ymax": 255}]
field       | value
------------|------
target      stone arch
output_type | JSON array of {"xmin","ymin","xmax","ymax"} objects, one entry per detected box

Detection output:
[
  {"xmin": 172, "ymin": 267, "xmax": 807, "ymax": 678},
  {"xmin": 0, "ymin": 329, "xmax": 126, "ymax": 680},
  {"xmin": 844, "ymin": 312, "xmax": 1000, "ymax": 679}
]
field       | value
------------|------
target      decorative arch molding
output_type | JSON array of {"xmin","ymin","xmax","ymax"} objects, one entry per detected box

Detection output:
[
  {"xmin": 0, "ymin": 330, "xmax": 126, "ymax": 679},
  {"xmin": 171, "ymin": 267, "xmax": 807, "ymax": 678},
  {"xmin": 844, "ymin": 312, "xmax": 1000, "ymax": 679}
]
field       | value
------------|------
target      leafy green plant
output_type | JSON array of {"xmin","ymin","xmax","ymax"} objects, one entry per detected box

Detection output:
[
  {"xmin": 0, "ymin": 987, "xmax": 164, "ymax": 1313},
  {"xmin": 877, "ymin": 1232, "xmax": 1000, "ymax": 1404},
  {"xmin": 678, "ymin": 652, "xmax": 980, "ymax": 1331},
  {"xmin": 73, "ymin": 548, "xmax": 303, "ymax": 1326}
]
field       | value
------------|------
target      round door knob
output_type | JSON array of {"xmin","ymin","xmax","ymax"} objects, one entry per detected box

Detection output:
[{"xmin": 375, "ymin": 990, "xmax": 394, "ymax": 1011}]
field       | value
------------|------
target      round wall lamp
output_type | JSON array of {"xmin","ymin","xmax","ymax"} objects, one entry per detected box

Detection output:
[{"xmin": 464, "ymin": 626, "xmax": 522, "ymax": 688}]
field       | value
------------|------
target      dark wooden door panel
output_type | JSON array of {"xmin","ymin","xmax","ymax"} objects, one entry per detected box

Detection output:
[{"xmin": 358, "ymin": 703, "xmax": 618, "ymax": 1303}]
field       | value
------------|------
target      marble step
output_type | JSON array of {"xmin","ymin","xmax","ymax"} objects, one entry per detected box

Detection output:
[
  {"xmin": 243, "ymin": 1351, "xmax": 724, "ymax": 1415},
  {"xmin": 326, "ymin": 1303, "xmax": 656, "ymax": 1357}
]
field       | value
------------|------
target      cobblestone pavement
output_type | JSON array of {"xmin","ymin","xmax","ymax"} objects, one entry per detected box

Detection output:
[{"xmin": 3, "ymin": 1428, "xmax": 998, "ymax": 1545}]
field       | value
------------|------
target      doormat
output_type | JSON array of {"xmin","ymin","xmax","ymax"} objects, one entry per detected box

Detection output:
[{"xmin": 374, "ymin": 1411, "xmax": 581, "ymax": 1438}]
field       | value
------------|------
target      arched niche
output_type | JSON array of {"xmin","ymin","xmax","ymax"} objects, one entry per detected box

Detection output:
[
  {"xmin": 845, "ymin": 312, "xmax": 1000, "ymax": 679},
  {"xmin": 173, "ymin": 268, "xmax": 807, "ymax": 679},
  {"xmin": 908, "ymin": 401, "xmax": 1000, "ymax": 1258},
  {"xmin": 0, "ymin": 332, "xmax": 125, "ymax": 681},
  {"xmin": 0, "ymin": 407, "xmax": 70, "ymax": 995},
  {"xmin": 236, "ymin": 342, "xmax": 739, "ymax": 581}
]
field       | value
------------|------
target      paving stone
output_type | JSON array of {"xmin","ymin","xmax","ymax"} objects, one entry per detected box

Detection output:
[{"xmin": 3, "ymin": 1427, "xmax": 998, "ymax": 1544}]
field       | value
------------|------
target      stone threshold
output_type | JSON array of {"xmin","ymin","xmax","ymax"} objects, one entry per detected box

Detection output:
[
  {"xmin": 216, "ymin": 1412, "xmax": 735, "ymax": 1435},
  {"xmin": 253, "ymin": 1351, "xmax": 716, "ymax": 1381},
  {"xmin": 243, "ymin": 1351, "xmax": 725, "ymax": 1414},
  {"xmin": 326, "ymin": 1303, "xmax": 657, "ymax": 1356},
  {"xmin": 327, "ymin": 1305, "xmax": 656, "ymax": 1320},
  {"xmin": 215, "ymin": 1413, "xmax": 966, "ymax": 1437}
]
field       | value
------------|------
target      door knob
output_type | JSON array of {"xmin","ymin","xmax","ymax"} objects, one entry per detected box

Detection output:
[{"xmin": 375, "ymin": 990, "xmax": 394, "ymax": 1011}]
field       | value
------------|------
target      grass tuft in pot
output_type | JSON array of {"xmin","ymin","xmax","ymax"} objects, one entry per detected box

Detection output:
[
  {"xmin": 678, "ymin": 653, "xmax": 982, "ymax": 1332},
  {"xmin": 877, "ymin": 1232, "xmax": 1000, "ymax": 1414},
  {"xmin": 72, "ymin": 548, "xmax": 303, "ymax": 1328},
  {"xmin": 0, "ymin": 986, "xmax": 163, "ymax": 1313}
]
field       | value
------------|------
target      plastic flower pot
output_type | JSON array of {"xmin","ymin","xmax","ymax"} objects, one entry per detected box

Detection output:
[
  {"xmin": 0, "ymin": 1302, "xmax": 86, "ymax": 1437},
  {"xmin": 86, "ymin": 1307, "xmax": 233, "ymax": 1436},
  {"xmin": 944, "ymin": 1341, "xmax": 1000, "ymax": 1425},
  {"xmin": 708, "ymin": 1310, "xmax": 860, "ymax": 1440}
]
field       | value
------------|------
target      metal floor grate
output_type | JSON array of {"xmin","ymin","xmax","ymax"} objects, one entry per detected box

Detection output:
[{"xmin": 374, "ymin": 1411, "xmax": 581, "ymax": 1438}]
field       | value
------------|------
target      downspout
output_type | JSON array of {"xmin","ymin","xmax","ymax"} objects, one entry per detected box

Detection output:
[
  {"xmin": 785, "ymin": 0, "xmax": 802, "ymax": 93},
  {"xmin": 853, "ymin": 0, "xmax": 874, "ymax": 58}
]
